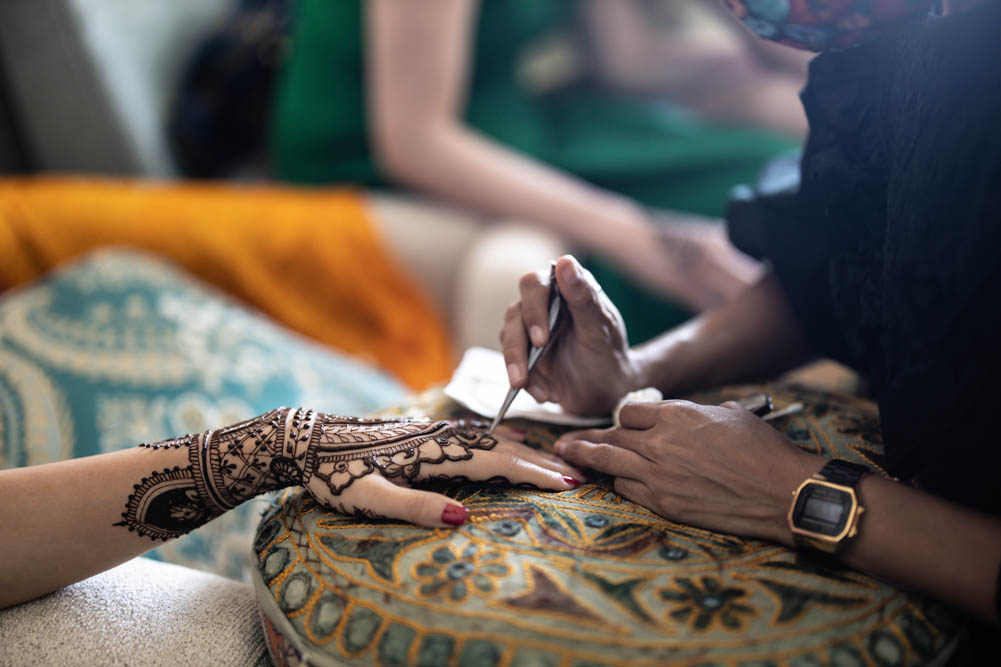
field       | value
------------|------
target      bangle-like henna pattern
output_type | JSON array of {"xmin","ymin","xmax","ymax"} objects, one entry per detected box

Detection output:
[{"xmin": 114, "ymin": 408, "xmax": 497, "ymax": 540}]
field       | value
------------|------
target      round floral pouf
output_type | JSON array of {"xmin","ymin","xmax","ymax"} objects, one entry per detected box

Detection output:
[{"xmin": 252, "ymin": 384, "xmax": 960, "ymax": 666}]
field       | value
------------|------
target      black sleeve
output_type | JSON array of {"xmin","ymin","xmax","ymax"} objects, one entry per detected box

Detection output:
[{"xmin": 726, "ymin": 40, "xmax": 894, "ymax": 375}]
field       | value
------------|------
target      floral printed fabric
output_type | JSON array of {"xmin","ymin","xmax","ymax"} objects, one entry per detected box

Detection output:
[{"xmin": 725, "ymin": 0, "xmax": 936, "ymax": 51}]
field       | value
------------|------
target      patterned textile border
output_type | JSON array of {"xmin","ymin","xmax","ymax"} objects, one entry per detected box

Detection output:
[{"xmin": 253, "ymin": 385, "xmax": 961, "ymax": 666}]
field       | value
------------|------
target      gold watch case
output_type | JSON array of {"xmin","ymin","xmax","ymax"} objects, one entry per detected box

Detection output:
[{"xmin": 788, "ymin": 477, "xmax": 865, "ymax": 554}]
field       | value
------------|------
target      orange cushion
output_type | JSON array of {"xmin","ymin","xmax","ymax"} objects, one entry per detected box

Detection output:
[{"xmin": 0, "ymin": 177, "xmax": 453, "ymax": 388}]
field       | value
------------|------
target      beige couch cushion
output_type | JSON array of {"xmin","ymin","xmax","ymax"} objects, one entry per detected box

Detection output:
[{"xmin": 0, "ymin": 557, "xmax": 269, "ymax": 667}]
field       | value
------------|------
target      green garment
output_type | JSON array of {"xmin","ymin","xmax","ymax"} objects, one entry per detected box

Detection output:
[{"xmin": 273, "ymin": 0, "xmax": 796, "ymax": 343}]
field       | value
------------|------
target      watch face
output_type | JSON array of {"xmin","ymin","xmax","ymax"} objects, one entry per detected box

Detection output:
[{"xmin": 792, "ymin": 483, "xmax": 851, "ymax": 537}]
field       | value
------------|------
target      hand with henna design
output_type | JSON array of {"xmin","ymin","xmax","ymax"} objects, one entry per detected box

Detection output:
[
  {"xmin": 296, "ymin": 411, "xmax": 581, "ymax": 527},
  {"xmin": 121, "ymin": 408, "xmax": 581, "ymax": 536},
  {"xmin": 0, "ymin": 407, "xmax": 581, "ymax": 608}
]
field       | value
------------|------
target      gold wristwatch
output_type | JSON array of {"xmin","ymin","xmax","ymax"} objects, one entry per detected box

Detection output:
[{"xmin": 788, "ymin": 460, "xmax": 868, "ymax": 554}]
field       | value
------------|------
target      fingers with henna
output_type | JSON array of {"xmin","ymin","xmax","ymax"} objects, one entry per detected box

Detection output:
[
  {"xmin": 495, "ymin": 440, "xmax": 587, "ymax": 480},
  {"xmin": 493, "ymin": 425, "xmax": 527, "ymax": 442},
  {"xmin": 334, "ymin": 476, "xmax": 472, "ymax": 528},
  {"xmin": 425, "ymin": 451, "xmax": 581, "ymax": 491}
]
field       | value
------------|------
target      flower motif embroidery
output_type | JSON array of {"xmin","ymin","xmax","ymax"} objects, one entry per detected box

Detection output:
[
  {"xmin": 414, "ymin": 544, "xmax": 510, "ymax": 603},
  {"xmin": 660, "ymin": 576, "xmax": 755, "ymax": 632}
]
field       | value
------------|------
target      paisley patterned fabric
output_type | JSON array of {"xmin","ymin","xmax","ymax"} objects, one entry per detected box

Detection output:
[
  {"xmin": 0, "ymin": 250, "xmax": 406, "ymax": 580},
  {"xmin": 253, "ymin": 385, "xmax": 960, "ymax": 666},
  {"xmin": 725, "ymin": 0, "xmax": 936, "ymax": 51}
]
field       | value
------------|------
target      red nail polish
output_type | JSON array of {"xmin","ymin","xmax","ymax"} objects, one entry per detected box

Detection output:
[
  {"xmin": 511, "ymin": 428, "xmax": 527, "ymax": 437},
  {"xmin": 563, "ymin": 476, "xmax": 582, "ymax": 489},
  {"xmin": 441, "ymin": 504, "xmax": 468, "ymax": 526}
]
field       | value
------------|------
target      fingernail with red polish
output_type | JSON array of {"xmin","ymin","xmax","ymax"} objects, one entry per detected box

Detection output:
[
  {"xmin": 441, "ymin": 504, "xmax": 468, "ymax": 526},
  {"xmin": 563, "ymin": 476, "xmax": 582, "ymax": 489},
  {"xmin": 510, "ymin": 428, "xmax": 527, "ymax": 437}
]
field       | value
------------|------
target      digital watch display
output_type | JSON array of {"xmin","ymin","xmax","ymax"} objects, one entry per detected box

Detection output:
[{"xmin": 788, "ymin": 461, "xmax": 868, "ymax": 553}]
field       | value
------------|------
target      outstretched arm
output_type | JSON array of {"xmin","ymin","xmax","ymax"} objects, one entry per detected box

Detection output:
[
  {"xmin": 0, "ymin": 408, "xmax": 580, "ymax": 608},
  {"xmin": 367, "ymin": 0, "xmax": 755, "ymax": 310}
]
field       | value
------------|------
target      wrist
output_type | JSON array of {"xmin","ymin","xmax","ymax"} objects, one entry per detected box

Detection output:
[
  {"xmin": 116, "ymin": 408, "xmax": 310, "ymax": 543},
  {"xmin": 195, "ymin": 407, "xmax": 313, "ymax": 511},
  {"xmin": 631, "ymin": 333, "xmax": 694, "ymax": 397},
  {"xmin": 580, "ymin": 197, "xmax": 651, "ymax": 251},
  {"xmin": 767, "ymin": 449, "xmax": 828, "ymax": 547}
]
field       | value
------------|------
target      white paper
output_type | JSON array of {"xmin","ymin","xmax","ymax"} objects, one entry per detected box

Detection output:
[{"xmin": 444, "ymin": 347, "xmax": 609, "ymax": 427}]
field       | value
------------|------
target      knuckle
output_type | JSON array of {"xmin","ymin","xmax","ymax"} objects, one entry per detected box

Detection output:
[
  {"xmin": 409, "ymin": 492, "xmax": 432, "ymax": 521},
  {"xmin": 590, "ymin": 444, "xmax": 613, "ymax": 469},
  {"xmin": 518, "ymin": 271, "xmax": 543, "ymax": 293},
  {"xmin": 501, "ymin": 337, "xmax": 521, "ymax": 355},
  {"xmin": 504, "ymin": 302, "xmax": 521, "ymax": 322}
]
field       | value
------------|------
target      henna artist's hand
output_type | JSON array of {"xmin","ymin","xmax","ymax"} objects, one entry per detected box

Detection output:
[
  {"xmin": 501, "ymin": 255, "xmax": 644, "ymax": 417},
  {"xmin": 553, "ymin": 401, "xmax": 823, "ymax": 544},
  {"xmin": 296, "ymin": 412, "xmax": 582, "ymax": 528}
]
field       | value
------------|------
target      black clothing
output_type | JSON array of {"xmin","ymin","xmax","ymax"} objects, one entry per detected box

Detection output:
[{"xmin": 729, "ymin": 1, "xmax": 1001, "ymax": 515}]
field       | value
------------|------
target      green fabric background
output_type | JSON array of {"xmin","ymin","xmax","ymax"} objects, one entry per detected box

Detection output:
[{"xmin": 272, "ymin": 0, "xmax": 797, "ymax": 342}]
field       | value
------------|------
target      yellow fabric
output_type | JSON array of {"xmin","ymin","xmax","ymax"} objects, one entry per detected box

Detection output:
[{"xmin": 0, "ymin": 177, "xmax": 453, "ymax": 389}]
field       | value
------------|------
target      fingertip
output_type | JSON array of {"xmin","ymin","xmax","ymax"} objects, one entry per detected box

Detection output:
[
  {"xmin": 507, "ymin": 363, "xmax": 525, "ymax": 388},
  {"xmin": 441, "ymin": 503, "xmax": 468, "ymax": 527},
  {"xmin": 554, "ymin": 438, "xmax": 580, "ymax": 463},
  {"xmin": 557, "ymin": 256, "xmax": 581, "ymax": 287},
  {"xmin": 529, "ymin": 325, "xmax": 547, "ymax": 347}
]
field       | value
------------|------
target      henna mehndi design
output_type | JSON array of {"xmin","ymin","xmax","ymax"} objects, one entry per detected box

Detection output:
[
  {"xmin": 307, "ymin": 417, "xmax": 498, "ymax": 494},
  {"xmin": 113, "ymin": 464, "xmax": 212, "ymax": 540},
  {"xmin": 115, "ymin": 409, "xmax": 498, "ymax": 540}
]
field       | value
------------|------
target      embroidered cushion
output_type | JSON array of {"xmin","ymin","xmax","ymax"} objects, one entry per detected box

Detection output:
[
  {"xmin": 253, "ymin": 384, "xmax": 960, "ymax": 666},
  {"xmin": 0, "ymin": 249, "xmax": 405, "ymax": 579}
]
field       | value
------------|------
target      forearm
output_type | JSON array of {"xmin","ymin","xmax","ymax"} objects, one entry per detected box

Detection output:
[
  {"xmin": 0, "ymin": 408, "xmax": 572, "ymax": 607},
  {"xmin": 634, "ymin": 272, "xmax": 814, "ymax": 396},
  {"xmin": 381, "ymin": 122, "xmax": 650, "ymax": 251},
  {"xmin": 0, "ymin": 447, "xmax": 191, "ymax": 608},
  {"xmin": 0, "ymin": 409, "xmax": 304, "ymax": 608},
  {"xmin": 838, "ymin": 476, "xmax": 1001, "ymax": 624},
  {"xmin": 757, "ymin": 447, "xmax": 1001, "ymax": 623}
]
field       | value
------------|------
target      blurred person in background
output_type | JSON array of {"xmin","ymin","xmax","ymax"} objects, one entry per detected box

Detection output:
[{"xmin": 273, "ymin": 0, "xmax": 809, "ymax": 344}]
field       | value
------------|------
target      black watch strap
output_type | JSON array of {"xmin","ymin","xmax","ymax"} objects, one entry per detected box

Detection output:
[{"xmin": 816, "ymin": 460, "xmax": 869, "ymax": 487}]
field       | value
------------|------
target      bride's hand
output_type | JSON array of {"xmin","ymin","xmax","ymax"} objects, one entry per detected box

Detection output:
[{"xmin": 298, "ymin": 413, "xmax": 582, "ymax": 527}]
